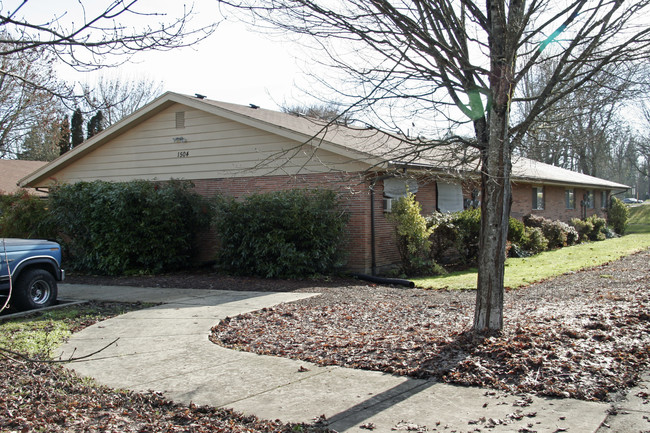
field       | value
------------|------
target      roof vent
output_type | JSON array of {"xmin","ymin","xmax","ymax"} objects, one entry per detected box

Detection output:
[
  {"xmin": 249, "ymin": 104, "xmax": 260, "ymax": 109},
  {"xmin": 175, "ymin": 111, "xmax": 185, "ymax": 129},
  {"xmin": 195, "ymin": 93, "xmax": 206, "ymax": 99}
]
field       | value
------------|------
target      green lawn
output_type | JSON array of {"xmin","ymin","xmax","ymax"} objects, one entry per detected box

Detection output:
[
  {"xmin": 413, "ymin": 203, "xmax": 650, "ymax": 290},
  {"xmin": 628, "ymin": 202, "xmax": 650, "ymax": 234},
  {"xmin": 0, "ymin": 302, "xmax": 148, "ymax": 358}
]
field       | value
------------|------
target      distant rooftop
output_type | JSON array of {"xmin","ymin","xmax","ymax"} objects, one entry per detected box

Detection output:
[{"xmin": 0, "ymin": 160, "xmax": 48, "ymax": 195}]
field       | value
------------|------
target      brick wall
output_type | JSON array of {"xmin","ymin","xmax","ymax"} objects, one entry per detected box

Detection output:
[
  {"xmin": 511, "ymin": 183, "xmax": 608, "ymax": 222},
  {"xmin": 415, "ymin": 180, "xmax": 437, "ymax": 214},
  {"xmin": 190, "ymin": 174, "xmax": 611, "ymax": 276},
  {"xmin": 191, "ymin": 172, "xmax": 402, "ymax": 274}
]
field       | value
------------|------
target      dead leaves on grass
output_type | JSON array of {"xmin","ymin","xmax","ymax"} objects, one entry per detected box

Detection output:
[
  {"xmin": 211, "ymin": 252, "xmax": 650, "ymax": 402},
  {"xmin": 0, "ymin": 358, "xmax": 333, "ymax": 433}
]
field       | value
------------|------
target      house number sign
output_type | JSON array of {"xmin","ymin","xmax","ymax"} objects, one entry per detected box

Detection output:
[{"xmin": 177, "ymin": 151, "xmax": 190, "ymax": 158}]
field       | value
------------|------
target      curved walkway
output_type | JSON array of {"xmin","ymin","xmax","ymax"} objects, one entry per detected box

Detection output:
[{"xmin": 58, "ymin": 284, "xmax": 616, "ymax": 433}]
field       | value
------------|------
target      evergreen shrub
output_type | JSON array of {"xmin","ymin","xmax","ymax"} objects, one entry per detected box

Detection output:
[
  {"xmin": 454, "ymin": 208, "xmax": 481, "ymax": 263},
  {"xmin": 607, "ymin": 197, "xmax": 629, "ymax": 235},
  {"xmin": 570, "ymin": 218, "xmax": 594, "ymax": 242},
  {"xmin": 0, "ymin": 190, "xmax": 54, "ymax": 239},
  {"xmin": 522, "ymin": 226, "xmax": 548, "ymax": 254},
  {"xmin": 586, "ymin": 215, "xmax": 607, "ymax": 241},
  {"xmin": 541, "ymin": 220, "xmax": 569, "ymax": 249},
  {"xmin": 507, "ymin": 217, "xmax": 526, "ymax": 245},
  {"xmin": 388, "ymin": 193, "xmax": 443, "ymax": 276},
  {"xmin": 427, "ymin": 212, "xmax": 458, "ymax": 264},
  {"xmin": 427, "ymin": 208, "xmax": 481, "ymax": 266},
  {"xmin": 213, "ymin": 189, "xmax": 349, "ymax": 278},
  {"xmin": 48, "ymin": 180, "xmax": 212, "ymax": 275},
  {"xmin": 522, "ymin": 213, "xmax": 545, "ymax": 229}
]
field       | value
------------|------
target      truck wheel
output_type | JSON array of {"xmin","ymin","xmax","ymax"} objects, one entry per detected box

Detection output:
[{"xmin": 13, "ymin": 269, "xmax": 58, "ymax": 310}]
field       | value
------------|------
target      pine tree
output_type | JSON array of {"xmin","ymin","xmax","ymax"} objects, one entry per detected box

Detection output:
[
  {"xmin": 87, "ymin": 110, "xmax": 105, "ymax": 139},
  {"xmin": 70, "ymin": 108, "xmax": 84, "ymax": 148},
  {"xmin": 58, "ymin": 116, "xmax": 71, "ymax": 156}
]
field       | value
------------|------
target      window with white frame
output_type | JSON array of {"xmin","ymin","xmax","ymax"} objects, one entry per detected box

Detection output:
[
  {"xmin": 601, "ymin": 191, "xmax": 608, "ymax": 208},
  {"xmin": 565, "ymin": 189, "xmax": 575, "ymax": 210},
  {"xmin": 532, "ymin": 186, "xmax": 544, "ymax": 210}
]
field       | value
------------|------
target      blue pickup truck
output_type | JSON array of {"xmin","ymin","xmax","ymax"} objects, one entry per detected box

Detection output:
[{"xmin": 0, "ymin": 238, "xmax": 65, "ymax": 310}]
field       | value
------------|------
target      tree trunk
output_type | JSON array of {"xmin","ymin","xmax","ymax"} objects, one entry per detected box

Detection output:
[
  {"xmin": 474, "ymin": 110, "xmax": 512, "ymax": 332},
  {"xmin": 473, "ymin": 0, "xmax": 520, "ymax": 333}
]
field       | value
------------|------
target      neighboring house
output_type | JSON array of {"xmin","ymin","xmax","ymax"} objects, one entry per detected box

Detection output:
[
  {"xmin": 0, "ymin": 160, "xmax": 48, "ymax": 196},
  {"xmin": 19, "ymin": 92, "xmax": 628, "ymax": 274}
]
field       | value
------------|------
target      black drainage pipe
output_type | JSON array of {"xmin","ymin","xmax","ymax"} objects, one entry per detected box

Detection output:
[{"xmin": 351, "ymin": 273, "xmax": 415, "ymax": 288}]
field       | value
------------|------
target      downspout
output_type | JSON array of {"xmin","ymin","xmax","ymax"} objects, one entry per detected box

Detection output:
[
  {"xmin": 369, "ymin": 173, "xmax": 396, "ymax": 276},
  {"xmin": 370, "ymin": 185, "xmax": 376, "ymax": 275}
]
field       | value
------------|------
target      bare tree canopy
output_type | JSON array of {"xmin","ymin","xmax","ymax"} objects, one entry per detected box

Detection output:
[
  {"xmin": 281, "ymin": 102, "xmax": 355, "ymax": 126},
  {"xmin": 0, "ymin": 1, "xmax": 217, "ymax": 73},
  {"xmin": 0, "ymin": 43, "xmax": 60, "ymax": 158},
  {"xmin": 0, "ymin": 1, "xmax": 216, "ymax": 159},
  {"xmin": 221, "ymin": 0, "xmax": 650, "ymax": 331},
  {"xmin": 81, "ymin": 73, "xmax": 164, "ymax": 125}
]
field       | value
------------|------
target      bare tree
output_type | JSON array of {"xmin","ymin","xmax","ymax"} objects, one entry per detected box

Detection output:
[
  {"xmin": 0, "ymin": 42, "xmax": 60, "ymax": 158},
  {"xmin": 221, "ymin": 0, "xmax": 650, "ymax": 331},
  {"xmin": 17, "ymin": 118, "xmax": 64, "ymax": 161},
  {"xmin": 0, "ymin": 1, "xmax": 216, "ymax": 101},
  {"xmin": 0, "ymin": 1, "xmax": 216, "ymax": 159},
  {"xmin": 634, "ymin": 103, "xmax": 650, "ymax": 199},
  {"xmin": 281, "ymin": 102, "xmax": 355, "ymax": 126},
  {"xmin": 81, "ymin": 74, "xmax": 164, "ymax": 125},
  {"xmin": 517, "ymin": 61, "xmax": 644, "ymax": 177}
]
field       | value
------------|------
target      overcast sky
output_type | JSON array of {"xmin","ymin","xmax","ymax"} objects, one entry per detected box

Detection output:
[
  {"xmin": 93, "ymin": 17, "xmax": 309, "ymax": 110},
  {"xmin": 5, "ymin": 0, "xmax": 311, "ymax": 110},
  {"xmin": 5, "ymin": 0, "xmax": 649, "ymax": 131}
]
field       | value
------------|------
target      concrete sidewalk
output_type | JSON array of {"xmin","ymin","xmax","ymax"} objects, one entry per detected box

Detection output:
[{"xmin": 58, "ymin": 284, "xmax": 622, "ymax": 432}]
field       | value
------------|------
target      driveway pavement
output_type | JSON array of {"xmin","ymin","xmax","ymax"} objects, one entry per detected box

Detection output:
[{"xmin": 57, "ymin": 283, "xmax": 639, "ymax": 432}]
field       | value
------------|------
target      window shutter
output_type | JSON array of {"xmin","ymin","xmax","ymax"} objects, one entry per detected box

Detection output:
[
  {"xmin": 383, "ymin": 178, "xmax": 418, "ymax": 198},
  {"xmin": 437, "ymin": 181, "xmax": 464, "ymax": 213}
]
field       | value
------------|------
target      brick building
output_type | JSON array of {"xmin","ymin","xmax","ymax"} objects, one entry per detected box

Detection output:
[{"xmin": 20, "ymin": 92, "xmax": 628, "ymax": 274}]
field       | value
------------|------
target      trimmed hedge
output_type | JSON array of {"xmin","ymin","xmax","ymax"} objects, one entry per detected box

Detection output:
[
  {"xmin": 213, "ymin": 189, "xmax": 349, "ymax": 278},
  {"xmin": 48, "ymin": 180, "xmax": 212, "ymax": 275}
]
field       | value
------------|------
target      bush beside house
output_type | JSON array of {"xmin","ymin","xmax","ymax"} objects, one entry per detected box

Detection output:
[
  {"xmin": 47, "ymin": 180, "xmax": 213, "ymax": 275},
  {"xmin": 213, "ymin": 189, "xmax": 349, "ymax": 278},
  {"xmin": 607, "ymin": 197, "xmax": 629, "ymax": 235},
  {"xmin": 389, "ymin": 203, "xmax": 627, "ymax": 277},
  {"xmin": 0, "ymin": 191, "xmax": 55, "ymax": 239},
  {"xmin": 386, "ymin": 192, "xmax": 441, "ymax": 276}
]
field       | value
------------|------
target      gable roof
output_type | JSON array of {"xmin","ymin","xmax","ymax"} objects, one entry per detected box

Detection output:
[
  {"xmin": 19, "ymin": 91, "xmax": 628, "ymax": 190},
  {"xmin": 1, "ymin": 160, "xmax": 48, "ymax": 194}
]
